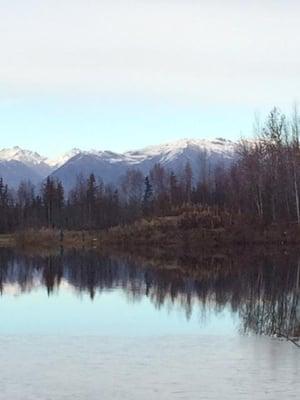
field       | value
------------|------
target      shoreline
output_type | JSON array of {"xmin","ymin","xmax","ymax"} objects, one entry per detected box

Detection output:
[{"xmin": 2, "ymin": 220, "xmax": 300, "ymax": 252}]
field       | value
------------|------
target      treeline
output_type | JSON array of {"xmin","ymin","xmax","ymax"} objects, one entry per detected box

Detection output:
[{"xmin": 1, "ymin": 107, "xmax": 300, "ymax": 233}]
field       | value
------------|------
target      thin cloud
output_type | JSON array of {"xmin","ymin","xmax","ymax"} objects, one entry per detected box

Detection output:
[{"xmin": 0, "ymin": 1, "xmax": 299, "ymax": 107}]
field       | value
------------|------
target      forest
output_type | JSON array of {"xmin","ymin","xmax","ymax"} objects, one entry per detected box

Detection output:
[{"xmin": 1, "ymin": 107, "xmax": 300, "ymax": 234}]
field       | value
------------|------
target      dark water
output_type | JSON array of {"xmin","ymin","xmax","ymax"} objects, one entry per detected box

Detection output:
[{"xmin": 0, "ymin": 248, "xmax": 300, "ymax": 399}]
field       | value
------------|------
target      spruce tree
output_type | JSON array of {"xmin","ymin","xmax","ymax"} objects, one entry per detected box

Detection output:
[{"xmin": 142, "ymin": 176, "xmax": 153, "ymax": 217}]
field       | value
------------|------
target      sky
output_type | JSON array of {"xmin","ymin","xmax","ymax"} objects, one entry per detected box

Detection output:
[{"xmin": 0, "ymin": 0, "xmax": 300, "ymax": 157}]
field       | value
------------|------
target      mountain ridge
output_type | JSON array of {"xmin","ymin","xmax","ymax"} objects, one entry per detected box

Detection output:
[{"xmin": 0, "ymin": 138, "xmax": 237, "ymax": 190}]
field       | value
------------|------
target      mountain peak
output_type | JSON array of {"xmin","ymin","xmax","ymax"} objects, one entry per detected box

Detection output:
[
  {"xmin": 0, "ymin": 146, "xmax": 47, "ymax": 165},
  {"xmin": 0, "ymin": 138, "xmax": 237, "ymax": 189},
  {"xmin": 47, "ymin": 148, "xmax": 82, "ymax": 168}
]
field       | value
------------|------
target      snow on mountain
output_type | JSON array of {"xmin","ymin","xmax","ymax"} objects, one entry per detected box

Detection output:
[
  {"xmin": 47, "ymin": 148, "xmax": 82, "ymax": 168},
  {"xmin": 0, "ymin": 146, "xmax": 53, "ymax": 187},
  {"xmin": 0, "ymin": 146, "xmax": 47, "ymax": 166},
  {"xmin": 50, "ymin": 151, "xmax": 128, "ymax": 191},
  {"xmin": 0, "ymin": 138, "xmax": 238, "ymax": 190},
  {"xmin": 124, "ymin": 138, "xmax": 235, "ymax": 164},
  {"xmin": 51, "ymin": 138, "xmax": 237, "ymax": 191},
  {"xmin": 126, "ymin": 137, "xmax": 234, "ymax": 158}
]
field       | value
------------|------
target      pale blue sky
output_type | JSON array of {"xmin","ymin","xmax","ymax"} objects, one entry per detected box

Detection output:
[
  {"xmin": 0, "ymin": 95, "xmax": 255, "ymax": 156},
  {"xmin": 0, "ymin": 0, "xmax": 299, "ymax": 157}
]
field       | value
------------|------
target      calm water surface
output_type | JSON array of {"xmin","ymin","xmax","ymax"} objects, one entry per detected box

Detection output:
[{"xmin": 0, "ymin": 248, "xmax": 300, "ymax": 399}]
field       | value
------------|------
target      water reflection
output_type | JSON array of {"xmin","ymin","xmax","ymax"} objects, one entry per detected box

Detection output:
[{"xmin": 0, "ymin": 248, "xmax": 300, "ymax": 341}]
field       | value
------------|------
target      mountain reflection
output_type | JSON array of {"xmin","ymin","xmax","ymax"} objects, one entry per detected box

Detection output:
[{"xmin": 0, "ymin": 248, "xmax": 300, "ymax": 340}]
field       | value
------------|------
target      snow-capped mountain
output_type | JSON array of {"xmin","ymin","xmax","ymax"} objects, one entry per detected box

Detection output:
[
  {"xmin": 124, "ymin": 138, "xmax": 235, "ymax": 165},
  {"xmin": 0, "ymin": 146, "xmax": 54, "ymax": 187},
  {"xmin": 0, "ymin": 138, "xmax": 237, "ymax": 190},
  {"xmin": 47, "ymin": 148, "xmax": 82, "ymax": 169},
  {"xmin": 51, "ymin": 138, "xmax": 236, "ymax": 191},
  {"xmin": 0, "ymin": 146, "xmax": 46, "ymax": 166},
  {"xmin": 0, "ymin": 146, "xmax": 53, "ymax": 178}
]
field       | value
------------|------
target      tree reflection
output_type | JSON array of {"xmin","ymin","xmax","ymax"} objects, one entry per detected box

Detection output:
[{"xmin": 0, "ymin": 248, "xmax": 299, "ymax": 340}]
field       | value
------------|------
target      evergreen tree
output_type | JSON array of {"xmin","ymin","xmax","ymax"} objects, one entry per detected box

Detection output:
[
  {"xmin": 170, "ymin": 171, "xmax": 179, "ymax": 207},
  {"xmin": 142, "ymin": 176, "xmax": 153, "ymax": 216},
  {"xmin": 86, "ymin": 173, "xmax": 97, "ymax": 228},
  {"xmin": 184, "ymin": 162, "xmax": 193, "ymax": 203}
]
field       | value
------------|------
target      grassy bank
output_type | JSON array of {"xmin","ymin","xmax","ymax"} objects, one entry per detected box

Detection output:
[
  {"xmin": 2, "ymin": 208, "xmax": 300, "ymax": 251},
  {"xmin": 97, "ymin": 214, "xmax": 300, "ymax": 249},
  {"xmin": 0, "ymin": 234, "xmax": 15, "ymax": 247},
  {"xmin": 1, "ymin": 229, "xmax": 98, "ymax": 251}
]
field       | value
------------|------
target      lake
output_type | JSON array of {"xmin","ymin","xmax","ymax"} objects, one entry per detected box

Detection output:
[{"xmin": 0, "ymin": 248, "xmax": 300, "ymax": 399}]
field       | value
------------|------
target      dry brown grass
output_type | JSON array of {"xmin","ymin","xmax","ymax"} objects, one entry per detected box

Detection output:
[
  {"xmin": 15, "ymin": 228, "xmax": 59, "ymax": 248},
  {"xmin": 14, "ymin": 229, "xmax": 100, "ymax": 250},
  {"xmin": 3, "ymin": 206, "xmax": 300, "ymax": 251},
  {"xmin": 97, "ymin": 208, "xmax": 300, "ymax": 249},
  {"xmin": 0, "ymin": 234, "xmax": 15, "ymax": 247}
]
